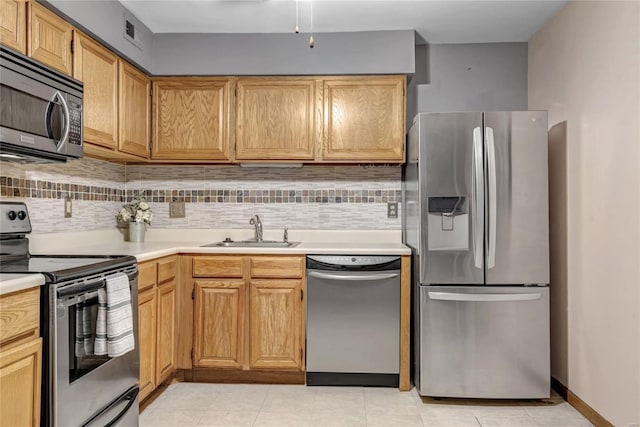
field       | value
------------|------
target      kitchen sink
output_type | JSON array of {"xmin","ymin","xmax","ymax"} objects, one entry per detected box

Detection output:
[{"xmin": 202, "ymin": 239, "xmax": 299, "ymax": 248}]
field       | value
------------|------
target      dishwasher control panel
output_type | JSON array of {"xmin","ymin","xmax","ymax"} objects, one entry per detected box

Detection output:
[{"xmin": 307, "ymin": 255, "xmax": 401, "ymax": 270}]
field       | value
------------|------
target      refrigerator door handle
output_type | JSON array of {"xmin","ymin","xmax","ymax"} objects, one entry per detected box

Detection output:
[
  {"xmin": 486, "ymin": 126, "xmax": 497, "ymax": 269},
  {"xmin": 472, "ymin": 127, "xmax": 484, "ymax": 269},
  {"xmin": 428, "ymin": 291, "xmax": 542, "ymax": 302}
]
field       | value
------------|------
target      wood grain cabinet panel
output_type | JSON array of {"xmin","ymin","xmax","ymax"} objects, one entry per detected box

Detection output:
[
  {"xmin": 152, "ymin": 78, "xmax": 233, "ymax": 161},
  {"xmin": 249, "ymin": 279, "xmax": 302, "ymax": 370},
  {"xmin": 0, "ymin": 288, "xmax": 39, "ymax": 345},
  {"xmin": 138, "ymin": 262, "xmax": 157, "ymax": 292},
  {"xmin": 73, "ymin": 32, "xmax": 118, "ymax": 149},
  {"xmin": 27, "ymin": 1, "xmax": 72, "ymax": 75},
  {"xmin": 0, "ymin": 0, "xmax": 26, "ymax": 54},
  {"xmin": 193, "ymin": 256, "xmax": 243, "ymax": 278},
  {"xmin": 119, "ymin": 61, "xmax": 150, "ymax": 158},
  {"xmin": 193, "ymin": 279, "xmax": 245, "ymax": 368},
  {"xmin": 250, "ymin": 256, "xmax": 304, "ymax": 279},
  {"xmin": 236, "ymin": 78, "xmax": 316, "ymax": 160},
  {"xmin": 322, "ymin": 76, "xmax": 405, "ymax": 162},
  {"xmin": 138, "ymin": 286, "xmax": 156, "ymax": 402},
  {"xmin": 0, "ymin": 338, "xmax": 42, "ymax": 427},
  {"xmin": 156, "ymin": 279, "xmax": 176, "ymax": 383}
]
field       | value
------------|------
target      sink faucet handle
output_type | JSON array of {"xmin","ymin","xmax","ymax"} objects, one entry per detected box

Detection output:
[
  {"xmin": 283, "ymin": 227, "xmax": 288, "ymax": 243},
  {"xmin": 249, "ymin": 215, "xmax": 260, "ymax": 225}
]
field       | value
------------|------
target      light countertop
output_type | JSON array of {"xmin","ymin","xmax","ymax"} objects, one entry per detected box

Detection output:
[
  {"xmin": 0, "ymin": 273, "xmax": 46, "ymax": 295},
  {"xmin": 1, "ymin": 229, "xmax": 411, "ymax": 294}
]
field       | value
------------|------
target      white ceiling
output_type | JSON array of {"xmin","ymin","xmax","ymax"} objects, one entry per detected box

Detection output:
[{"xmin": 118, "ymin": 0, "xmax": 567, "ymax": 43}]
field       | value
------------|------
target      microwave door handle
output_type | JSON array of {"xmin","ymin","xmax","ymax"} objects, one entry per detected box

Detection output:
[
  {"xmin": 44, "ymin": 91, "xmax": 70, "ymax": 151},
  {"xmin": 57, "ymin": 92, "xmax": 71, "ymax": 152}
]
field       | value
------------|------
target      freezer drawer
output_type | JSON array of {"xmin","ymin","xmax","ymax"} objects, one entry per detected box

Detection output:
[{"xmin": 418, "ymin": 286, "xmax": 549, "ymax": 399}]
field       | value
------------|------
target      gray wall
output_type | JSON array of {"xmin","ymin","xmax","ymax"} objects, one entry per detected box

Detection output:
[
  {"xmin": 409, "ymin": 43, "xmax": 528, "ymax": 122},
  {"xmin": 152, "ymin": 31, "xmax": 415, "ymax": 75},
  {"xmin": 46, "ymin": 0, "xmax": 154, "ymax": 72}
]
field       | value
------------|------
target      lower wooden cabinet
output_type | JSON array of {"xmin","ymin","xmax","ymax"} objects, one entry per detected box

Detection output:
[
  {"xmin": 193, "ymin": 279, "xmax": 245, "ymax": 368},
  {"xmin": 137, "ymin": 255, "xmax": 177, "ymax": 401},
  {"xmin": 156, "ymin": 279, "xmax": 176, "ymax": 383},
  {"xmin": 250, "ymin": 279, "xmax": 303, "ymax": 369},
  {"xmin": 0, "ymin": 338, "xmax": 42, "ymax": 427},
  {"xmin": 0, "ymin": 288, "xmax": 42, "ymax": 427},
  {"xmin": 192, "ymin": 255, "xmax": 305, "ymax": 372},
  {"xmin": 138, "ymin": 286, "xmax": 157, "ymax": 401}
]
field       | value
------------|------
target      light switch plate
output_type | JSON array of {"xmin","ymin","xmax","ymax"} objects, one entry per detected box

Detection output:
[
  {"xmin": 387, "ymin": 202, "xmax": 398, "ymax": 219},
  {"xmin": 64, "ymin": 196, "xmax": 72, "ymax": 218},
  {"xmin": 169, "ymin": 202, "xmax": 185, "ymax": 218}
]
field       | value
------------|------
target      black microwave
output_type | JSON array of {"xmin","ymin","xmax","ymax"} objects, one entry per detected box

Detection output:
[{"xmin": 0, "ymin": 46, "xmax": 83, "ymax": 163}]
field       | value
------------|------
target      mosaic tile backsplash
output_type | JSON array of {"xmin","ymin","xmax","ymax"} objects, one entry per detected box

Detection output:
[{"xmin": 0, "ymin": 159, "xmax": 402, "ymax": 233}]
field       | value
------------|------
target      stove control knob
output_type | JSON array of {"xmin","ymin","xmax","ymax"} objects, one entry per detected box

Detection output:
[
  {"xmin": 17, "ymin": 210, "xmax": 26, "ymax": 220},
  {"xmin": 7, "ymin": 210, "xmax": 17, "ymax": 220}
]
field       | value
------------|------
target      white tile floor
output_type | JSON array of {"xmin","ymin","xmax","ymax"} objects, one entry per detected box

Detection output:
[{"xmin": 140, "ymin": 383, "xmax": 593, "ymax": 427}]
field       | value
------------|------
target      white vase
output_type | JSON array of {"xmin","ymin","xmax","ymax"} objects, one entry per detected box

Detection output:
[{"xmin": 129, "ymin": 221, "xmax": 146, "ymax": 242}]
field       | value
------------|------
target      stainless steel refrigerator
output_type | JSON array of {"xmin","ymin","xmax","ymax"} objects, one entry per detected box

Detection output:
[{"xmin": 403, "ymin": 112, "xmax": 550, "ymax": 399}]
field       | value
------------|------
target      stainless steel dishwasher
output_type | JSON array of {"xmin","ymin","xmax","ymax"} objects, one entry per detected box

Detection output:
[{"xmin": 306, "ymin": 255, "xmax": 401, "ymax": 387}]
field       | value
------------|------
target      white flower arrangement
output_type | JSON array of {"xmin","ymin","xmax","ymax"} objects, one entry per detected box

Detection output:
[{"xmin": 116, "ymin": 195, "xmax": 153, "ymax": 225}]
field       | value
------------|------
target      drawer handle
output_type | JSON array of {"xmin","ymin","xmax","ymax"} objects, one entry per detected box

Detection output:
[
  {"xmin": 308, "ymin": 271, "xmax": 398, "ymax": 281},
  {"xmin": 428, "ymin": 292, "xmax": 542, "ymax": 302}
]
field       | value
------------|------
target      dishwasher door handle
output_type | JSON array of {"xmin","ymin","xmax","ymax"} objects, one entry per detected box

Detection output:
[{"xmin": 308, "ymin": 271, "xmax": 399, "ymax": 281}]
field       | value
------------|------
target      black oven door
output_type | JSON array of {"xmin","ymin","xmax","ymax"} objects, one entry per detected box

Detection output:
[{"xmin": 51, "ymin": 270, "xmax": 139, "ymax": 427}]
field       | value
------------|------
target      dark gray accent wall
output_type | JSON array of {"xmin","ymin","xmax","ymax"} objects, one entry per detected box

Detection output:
[
  {"xmin": 409, "ymin": 43, "xmax": 528, "ymax": 121},
  {"xmin": 46, "ymin": 0, "xmax": 154, "ymax": 72},
  {"xmin": 152, "ymin": 31, "xmax": 415, "ymax": 75}
]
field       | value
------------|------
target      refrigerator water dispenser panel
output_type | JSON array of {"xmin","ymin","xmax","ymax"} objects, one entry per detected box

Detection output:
[{"xmin": 427, "ymin": 196, "xmax": 469, "ymax": 251}]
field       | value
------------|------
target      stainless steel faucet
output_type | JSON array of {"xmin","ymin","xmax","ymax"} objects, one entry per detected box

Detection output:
[{"xmin": 249, "ymin": 215, "xmax": 263, "ymax": 242}]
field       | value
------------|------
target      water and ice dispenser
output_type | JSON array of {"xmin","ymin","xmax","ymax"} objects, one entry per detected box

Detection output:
[{"xmin": 427, "ymin": 196, "xmax": 469, "ymax": 251}]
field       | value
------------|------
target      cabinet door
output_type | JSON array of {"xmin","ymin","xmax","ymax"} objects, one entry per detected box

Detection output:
[
  {"xmin": 193, "ymin": 279, "xmax": 245, "ymax": 368},
  {"xmin": 236, "ymin": 78, "xmax": 316, "ymax": 160},
  {"xmin": 156, "ymin": 279, "xmax": 176, "ymax": 384},
  {"xmin": 27, "ymin": 1, "xmax": 72, "ymax": 75},
  {"xmin": 73, "ymin": 32, "xmax": 118, "ymax": 149},
  {"xmin": 119, "ymin": 61, "xmax": 150, "ymax": 158},
  {"xmin": 138, "ymin": 287, "xmax": 156, "ymax": 402},
  {"xmin": 0, "ymin": 0, "xmax": 26, "ymax": 54},
  {"xmin": 0, "ymin": 338, "xmax": 42, "ymax": 427},
  {"xmin": 152, "ymin": 78, "xmax": 233, "ymax": 161},
  {"xmin": 250, "ymin": 279, "xmax": 302, "ymax": 370},
  {"xmin": 322, "ymin": 76, "xmax": 405, "ymax": 162}
]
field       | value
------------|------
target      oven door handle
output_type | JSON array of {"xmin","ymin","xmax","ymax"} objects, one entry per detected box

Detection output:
[
  {"xmin": 57, "ymin": 279, "xmax": 105, "ymax": 299},
  {"xmin": 81, "ymin": 386, "xmax": 139, "ymax": 427}
]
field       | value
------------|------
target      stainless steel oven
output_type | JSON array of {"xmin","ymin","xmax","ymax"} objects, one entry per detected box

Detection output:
[
  {"xmin": 0, "ymin": 46, "xmax": 83, "ymax": 163},
  {"xmin": 51, "ymin": 266, "xmax": 139, "ymax": 427},
  {"xmin": 0, "ymin": 202, "xmax": 139, "ymax": 426}
]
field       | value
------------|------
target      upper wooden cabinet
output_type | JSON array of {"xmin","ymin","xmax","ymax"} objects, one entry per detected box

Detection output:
[
  {"xmin": 73, "ymin": 32, "xmax": 118, "ymax": 149},
  {"xmin": 119, "ymin": 61, "xmax": 150, "ymax": 158},
  {"xmin": 0, "ymin": 0, "xmax": 26, "ymax": 54},
  {"xmin": 152, "ymin": 78, "xmax": 234, "ymax": 161},
  {"xmin": 236, "ymin": 78, "xmax": 317, "ymax": 161},
  {"xmin": 27, "ymin": 1, "xmax": 73, "ymax": 75},
  {"xmin": 322, "ymin": 76, "xmax": 405, "ymax": 162}
]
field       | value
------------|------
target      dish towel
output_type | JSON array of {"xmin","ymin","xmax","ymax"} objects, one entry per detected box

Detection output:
[
  {"xmin": 94, "ymin": 272, "xmax": 135, "ymax": 357},
  {"xmin": 74, "ymin": 301, "xmax": 96, "ymax": 357}
]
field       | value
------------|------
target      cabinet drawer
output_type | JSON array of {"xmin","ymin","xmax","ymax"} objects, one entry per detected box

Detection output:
[
  {"xmin": 251, "ymin": 257, "xmax": 304, "ymax": 278},
  {"xmin": 193, "ymin": 256, "xmax": 243, "ymax": 278},
  {"xmin": 0, "ymin": 288, "xmax": 39, "ymax": 345},
  {"xmin": 138, "ymin": 262, "xmax": 157, "ymax": 291},
  {"xmin": 157, "ymin": 257, "xmax": 177, "ymax": 284}
]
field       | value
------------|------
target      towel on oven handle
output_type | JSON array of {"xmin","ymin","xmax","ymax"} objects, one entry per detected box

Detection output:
[
  {"xmin": 94, "ymin": 272, "xmax": 135, "ymax": 357},
  {"xmin": 75, "ymin": 301, "xmax": 96, "ymax": 357}
]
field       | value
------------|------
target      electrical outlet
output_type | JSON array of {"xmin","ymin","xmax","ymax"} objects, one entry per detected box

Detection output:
[
  {"xmin": 64, "ymin": 196, "xmax": 72, "ymax": 218},
  {"xmin": 387, "ymin": 202, "xmax": 398, "ymax": 219},
  {"xmin": 169, "ymin": 202, "xmax": 185, "ymax": 218}
]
